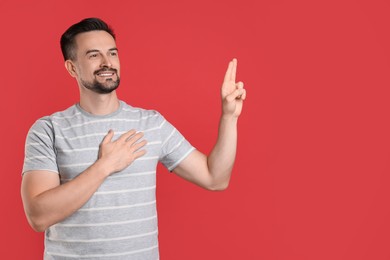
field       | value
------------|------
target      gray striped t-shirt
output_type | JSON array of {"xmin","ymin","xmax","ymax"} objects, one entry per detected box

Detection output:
[{"xmin": 23, "ymin": 100, "xmax": 195, "ymax": 259}]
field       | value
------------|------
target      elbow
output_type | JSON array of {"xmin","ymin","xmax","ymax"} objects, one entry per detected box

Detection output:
[
  {"xmin": 26, "ymin": 214, "xmax": 49, "ymax": 232},
  {"xmin": 29, "ymin": 220, "xmax": 48, "ymax": 233},
  {"xmin": 22, "ymin": 197, "xmax": 53, "ymax": 232},
  {"xmin": 205, "ymin": 179, "xmax": 230, "ymax": 191},
  {"xmin": 31, "ymin": 225, "xmax": 46, "ymax": 233}
]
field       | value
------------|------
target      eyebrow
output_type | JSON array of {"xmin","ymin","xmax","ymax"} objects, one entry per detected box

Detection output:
[{"xmin": 85, "ymin": 48, "xmax": 118, "ymax": 55}]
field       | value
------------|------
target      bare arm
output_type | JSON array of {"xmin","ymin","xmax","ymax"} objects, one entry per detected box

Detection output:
[
  {"xmin": 173, "ymin": 59, "xmax": 246, "ymax": 190},
  {"xmin": 21, "ymin": 130, "xmax": 147, "ymax": 232}
]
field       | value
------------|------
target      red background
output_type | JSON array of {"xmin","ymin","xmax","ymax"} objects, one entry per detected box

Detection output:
[{"xmin": 1, "ymin": 0, "xmax": 390, "ymax": 259}]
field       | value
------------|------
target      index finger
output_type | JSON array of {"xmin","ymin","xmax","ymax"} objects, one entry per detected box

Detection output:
[
  {"xmin": 223, "ymin": 59, "xmax": 233, "ymax": 83},
  {"xmin": 223, "ymin": 58, "xmax": 237, "ymax": 83},
  {"xmin": 230, "ymin": 58, "xmax": 237, "ymax": 82},
  {"xmin": 118, "ymin": 129, "xmax": 137, "ymax": 142}
]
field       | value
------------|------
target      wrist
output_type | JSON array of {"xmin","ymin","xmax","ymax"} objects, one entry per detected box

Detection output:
[
  {"xmin": 92, "ymin": 158, "xmax": 113, "ymax": 178},
  {"xmin": 221, "ymin": 113, "xmax": 239, "ymax": 123}
]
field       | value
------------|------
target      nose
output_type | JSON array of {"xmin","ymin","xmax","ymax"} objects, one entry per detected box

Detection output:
[{"xmin": 100, "ymin": 55, "xmax": 112, "ymax": 68}]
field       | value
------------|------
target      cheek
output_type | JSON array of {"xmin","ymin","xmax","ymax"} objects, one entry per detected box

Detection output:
[
  {"xmin": 114, "ymin": 58, "xmax": 120, "ymax": 68},
  {"xmin": 115, "ymin": 61, "xmax": 121, "ymax": 76},
  {"xmin": 79, "ymin": 64, "xmax": 98, "ymax": 76}
]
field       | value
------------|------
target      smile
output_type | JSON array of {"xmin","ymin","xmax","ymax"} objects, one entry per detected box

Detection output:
[
  {"xmin": 95, "ymin": 68, "xmax": 118, "ymax": 77},
  {"xmin": 97, "ymin": 72, "xmax": 115, "ymax": 77}
]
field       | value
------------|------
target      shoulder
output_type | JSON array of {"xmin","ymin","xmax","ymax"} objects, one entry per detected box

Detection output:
[
  {"xmin": 48, "ymin": 104, "xmax": 81, "ymax": 125},
  {"xmin": 28, "ymin": 104, "xmax": 78, "ymax": 137},
  {"xmin": 29, "ymin": 116, "xmax": 53, "ymax": 133},
  {"xmin": 120, "ymin": 101, "xmax": 165, "ymax": 123},
  {"xmin": 26, "ymin": 116, "xmax": 55, "ymax": 145}
]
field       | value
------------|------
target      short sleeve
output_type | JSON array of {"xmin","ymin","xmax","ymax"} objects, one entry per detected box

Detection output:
[
  {"xmin": 22, "ymin": 117, "xmax": 59, "ymax": 174},
  {"xmin": 158, "ymin": 113, "xmax": 195, "ymax": 171}
]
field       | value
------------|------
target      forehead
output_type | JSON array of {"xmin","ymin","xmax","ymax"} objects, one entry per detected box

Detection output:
[{"xmin": 74, "ymin": 30, "xmax": 116, "ymax": 53}]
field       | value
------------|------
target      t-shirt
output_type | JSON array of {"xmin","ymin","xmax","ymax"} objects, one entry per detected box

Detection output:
[{"xmin": 23, "ymin": 100, "xmax": 195, "ymax": 259}]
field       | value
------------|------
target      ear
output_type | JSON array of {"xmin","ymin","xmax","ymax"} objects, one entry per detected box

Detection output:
[{"xmin": 65, "ymin": 60, "xmax": 77, "ymax": 77}]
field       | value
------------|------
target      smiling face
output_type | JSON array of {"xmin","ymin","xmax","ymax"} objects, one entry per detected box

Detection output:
[{"xmin": 65, "ymin": 30, "xmax": 120, "ymax": 94}]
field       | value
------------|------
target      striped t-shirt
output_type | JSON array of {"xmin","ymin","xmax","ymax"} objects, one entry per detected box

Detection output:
[{"xmin": 23, "ymin": 100, "xmax": 195, "ymax": 259}]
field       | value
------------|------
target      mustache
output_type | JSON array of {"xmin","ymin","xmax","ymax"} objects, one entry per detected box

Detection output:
[{"xmin": 94, "ymin": 68, "xmax": 118, "ymax": 75}]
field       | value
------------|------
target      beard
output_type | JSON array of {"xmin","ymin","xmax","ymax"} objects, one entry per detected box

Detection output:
[{"xmin": 80, "ymin": 68, "xmax": 120, "ymax": 94}]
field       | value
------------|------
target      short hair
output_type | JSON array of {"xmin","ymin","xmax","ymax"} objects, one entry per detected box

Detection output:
[{"xmin": 60, "ymin": 18, "xmax": 116, "ymax": 61}]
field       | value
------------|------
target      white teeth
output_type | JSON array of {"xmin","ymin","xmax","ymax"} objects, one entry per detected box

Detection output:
[{"xmin": 98, "ymin": 73, "xmax": 114, "ymax": 76}]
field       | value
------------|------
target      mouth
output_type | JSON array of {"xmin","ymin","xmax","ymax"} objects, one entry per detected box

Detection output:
[
  {"xmin": 97, "ymin": 72, "xmax": 115, "ymax": 77},
  {"xmin": 95, "ymin": 69, "xmax": 117, "ymax": 78}
]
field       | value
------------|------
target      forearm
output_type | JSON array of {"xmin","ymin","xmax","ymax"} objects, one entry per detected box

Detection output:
[
  {"xmin": 207, "ymin": 115, "xmax": 238, "ymax": 189},
  {"xmin": 25, "ymin": 160, "xmax": 110, "ymax": 232}
]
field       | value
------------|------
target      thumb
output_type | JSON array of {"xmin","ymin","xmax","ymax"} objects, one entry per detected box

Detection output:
[
  {"xmin": 226, "ymin": 88, "xmax": 245, "ymax": 102},
  {"xmin": 101, "ymin": 129, "xmax": 114, "ymax": 144}
]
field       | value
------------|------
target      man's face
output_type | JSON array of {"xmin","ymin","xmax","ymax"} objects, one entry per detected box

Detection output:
[{"xmin": 71, "ymin": 30, "xmax": 120, "ymax": 94}]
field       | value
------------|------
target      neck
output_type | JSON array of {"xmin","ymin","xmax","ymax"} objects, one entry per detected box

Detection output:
[{"xmin": 79, "ymin": 90, "xmax": 120, "ymax": 115}]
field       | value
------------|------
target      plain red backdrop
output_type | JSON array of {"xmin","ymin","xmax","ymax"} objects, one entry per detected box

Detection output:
[{"xmin": 1, "ymin": 0, "xmax": 390, "ymax": 259}]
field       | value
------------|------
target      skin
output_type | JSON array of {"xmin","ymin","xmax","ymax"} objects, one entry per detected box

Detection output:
[{"xmin": 21, "ymin": 30, "xmax": 246, "ymax": 232}]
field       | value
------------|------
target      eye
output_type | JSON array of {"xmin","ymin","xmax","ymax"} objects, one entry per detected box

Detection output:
[
  {"xmin": 110, "ymin": 51, "xmax": 118, "ymax": 56},
  {"xmin": 88, "ymin": 53, "xmax": 99, "ymax": 59}
]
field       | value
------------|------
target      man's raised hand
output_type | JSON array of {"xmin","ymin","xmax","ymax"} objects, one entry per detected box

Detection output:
[{"xmin": 221, "ymin": 58, "xmax": 246, "ymax": 118}]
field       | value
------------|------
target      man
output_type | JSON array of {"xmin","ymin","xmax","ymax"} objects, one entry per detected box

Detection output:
[{"xmin": 21, "ymin": 18, "xmax": 246, "ymax": 259}]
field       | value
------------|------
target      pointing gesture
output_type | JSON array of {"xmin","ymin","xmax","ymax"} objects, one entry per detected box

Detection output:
[{"xmin": 221, "ymin": 59, "xmax": 246, "ymax": 118}]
